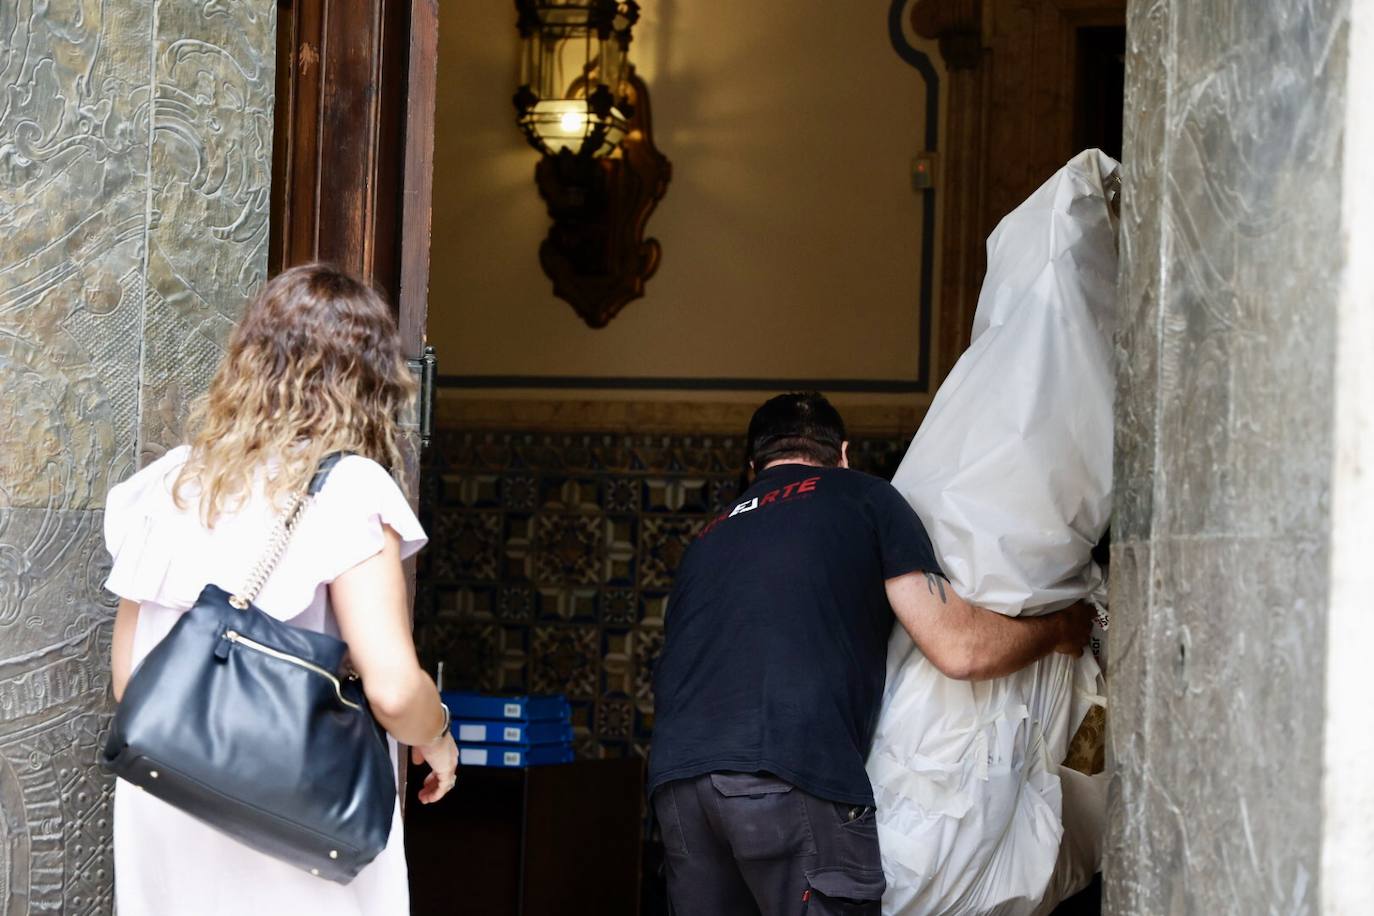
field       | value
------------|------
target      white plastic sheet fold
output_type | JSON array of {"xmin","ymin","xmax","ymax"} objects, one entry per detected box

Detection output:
[{"xmin": 867, "ymin": 149, "xmax": 1119, "ymax": 916}]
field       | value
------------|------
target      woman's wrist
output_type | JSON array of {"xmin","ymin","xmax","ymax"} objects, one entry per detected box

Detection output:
[{"xmin": 424, "ymin": 699, "xmax": 451, "ymax": 746}]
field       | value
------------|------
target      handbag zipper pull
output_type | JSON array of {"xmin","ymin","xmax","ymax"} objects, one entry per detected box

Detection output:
[{"xmin": 215, "ymin": 630, "xmax": 234, "ymax": 661}]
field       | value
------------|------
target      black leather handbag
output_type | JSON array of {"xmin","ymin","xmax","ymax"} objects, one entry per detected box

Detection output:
[{"xmin": 102, "ymin": 453, "xmax": 396, "ymax": 883}]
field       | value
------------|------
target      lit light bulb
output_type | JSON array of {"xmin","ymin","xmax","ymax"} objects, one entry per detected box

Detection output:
[{"xmin": 559, "ymin": 110, "xmax": 586, "ymax": 133}]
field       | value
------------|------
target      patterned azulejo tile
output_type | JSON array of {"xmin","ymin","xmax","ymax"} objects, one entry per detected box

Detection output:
[
  {"xmin": 639, "ymin": 517, "xmax": 703, "ymax": 589},
  {"xmin": 530, "ymin": 623, "xmax": 600, "ymax": 699}
]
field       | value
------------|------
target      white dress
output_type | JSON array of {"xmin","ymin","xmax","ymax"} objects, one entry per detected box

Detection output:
[{"xmin": 104, "ymin": 446, "xmax": 428, "ymax": 916}]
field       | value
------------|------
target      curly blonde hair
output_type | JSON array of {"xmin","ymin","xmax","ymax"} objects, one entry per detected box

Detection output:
[{"xmin": 175, "ymin": 263, "xmax": 417, "ymax": 523}]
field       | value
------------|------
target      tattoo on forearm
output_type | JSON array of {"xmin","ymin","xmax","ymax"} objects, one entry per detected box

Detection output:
[{"xmin": 923, "ymin": 572, "xmax": 949, "ymax": 603}]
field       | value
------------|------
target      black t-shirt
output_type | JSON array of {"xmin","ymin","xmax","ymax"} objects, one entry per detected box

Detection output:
[{"xmin": 647, "ymin": 463, "xmax": 942, "ymax": 807}]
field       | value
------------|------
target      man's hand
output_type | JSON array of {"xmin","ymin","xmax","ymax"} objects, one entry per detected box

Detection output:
[{"xmin": 1051, "ymin": 601, "xmax": 1094, "ymax": 656}]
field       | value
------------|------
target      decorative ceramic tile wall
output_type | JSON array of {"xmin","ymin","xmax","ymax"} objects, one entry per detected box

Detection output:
[{"xmin": 415, "ymin": 429, "xmax": 910, "ymax": 760}]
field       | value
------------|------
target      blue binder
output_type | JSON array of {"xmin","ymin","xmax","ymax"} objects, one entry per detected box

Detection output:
[
  {"xmin": 452, "ymin": 719, "xmax": 574, "ymax": 746},
  {"xmin": 441, "ymin": 691, "xmax": 571, "ymax": 723},
  {"xmin": 457, "ymin": 743, "xmax": 575, "ymax": 768}
]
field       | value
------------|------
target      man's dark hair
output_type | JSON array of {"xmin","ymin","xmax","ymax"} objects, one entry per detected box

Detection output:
[{"xmin": 747, "ymin": 391, "xmax": 847, "ymax": 470}]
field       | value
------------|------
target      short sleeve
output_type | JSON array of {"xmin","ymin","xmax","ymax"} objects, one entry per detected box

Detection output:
[
  {"xmin": 103, "ymin": 446, "xmax": 205, "ymax": 606},
  {"xmin": 867, "ymin": 481, "xmax": 943, "ymax": 581},
  {"xmin": 302, "ymin": 455, "xmax": 428, "ymax": 584}
]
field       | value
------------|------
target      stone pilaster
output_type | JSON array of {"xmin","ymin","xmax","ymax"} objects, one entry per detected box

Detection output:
[{"xmin": 1108, "ymin": 0, "xmax": 1348, "ymax": 911}]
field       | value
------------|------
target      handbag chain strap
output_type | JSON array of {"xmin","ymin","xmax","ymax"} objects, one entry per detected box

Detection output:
[
  {"xmin": 225, "ymin": 451, "xmax": 350, "ymax": 611},
  {"xmin": 228, "ymin": 491, "xmax": 311, "ymax": 610}
]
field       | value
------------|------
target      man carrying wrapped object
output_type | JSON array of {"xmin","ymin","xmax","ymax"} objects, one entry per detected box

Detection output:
[
  {"xmin": 867, "ymin": 149, "xmax": 1120, "ymax": 915},
  {"xmin": 648, "ymin": 393, "xmax": 1093, "ymax": 915}
]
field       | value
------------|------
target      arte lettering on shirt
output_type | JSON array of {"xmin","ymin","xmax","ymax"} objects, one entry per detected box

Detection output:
[
  {"xmin": 696, "ymin": 511, "xmax": 730, "ymax": 539},
  {"xmin": 696, "ymin": 476, "xmax": 822, "ymax": 539}
]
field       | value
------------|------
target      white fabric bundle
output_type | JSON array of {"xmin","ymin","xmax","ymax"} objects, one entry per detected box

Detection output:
[{"xmin": 867, "ymin": 149, "xmax": 1119, "ymax": 916}]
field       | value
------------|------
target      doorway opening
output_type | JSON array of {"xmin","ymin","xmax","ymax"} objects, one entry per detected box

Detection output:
[{"xmin": 265, "ymin": 2, "xmax": 1128, "ymax": 913}]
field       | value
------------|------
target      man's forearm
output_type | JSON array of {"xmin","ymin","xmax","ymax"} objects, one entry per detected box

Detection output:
[
  {"xmin": 888, "ymin": 571, "xmax": 1079, "ymax": 680},
  {"xmin": 956, "ymin": 604, "xmax": 1072, "ymax": 680}
]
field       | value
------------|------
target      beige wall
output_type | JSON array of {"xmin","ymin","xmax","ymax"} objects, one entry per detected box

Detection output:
[{"xmin": 429, "ymin": 0, "xmax": 944, "ymax": 410}]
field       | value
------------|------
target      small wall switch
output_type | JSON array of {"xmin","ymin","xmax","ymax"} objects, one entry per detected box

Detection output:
[{"xmin": 911, "ymin": 153, "xmax": 937, "ymax": 190}]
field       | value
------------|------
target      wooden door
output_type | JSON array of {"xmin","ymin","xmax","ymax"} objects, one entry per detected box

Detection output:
[
  {"xmin": 267, "ymin": 0, "xmax": 441, "ymax": 808},
  {"xmin": 911, "ymin": 0, "xmax": 1126, "ymax": 379},
  {"xmin": 269, "ymin": 0, "xmax": 439, "ymax": 499}
]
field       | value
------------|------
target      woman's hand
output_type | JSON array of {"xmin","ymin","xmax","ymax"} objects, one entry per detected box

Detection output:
[{"xmin": 411, "ymin": 733, "xmax": 458, "ymax": 804}]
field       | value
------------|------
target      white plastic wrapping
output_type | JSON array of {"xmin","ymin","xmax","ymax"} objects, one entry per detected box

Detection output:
[{"xmin": 867, "ymin": 149, "xmax": 1119, "ymax": 916}]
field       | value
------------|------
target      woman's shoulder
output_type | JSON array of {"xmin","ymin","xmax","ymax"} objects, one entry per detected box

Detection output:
[
  {"xmin": 311, "ymin": 453, "xmax": 423, "ymax": 535},
  {"xmin": 302, "ymin": 453, "xmax": 427, "ymax": 577},
  {"xmin": 109, "ymin": 444, "xmax": 192, "ymax": 497},
  {"xmin": 103, "ymin": 445, "xmax": 203, "ymax": 606},
  {"xmin": 106, "ymin": 445, "xmax": 193, "ymax": 524},
  {"xmin": 323, "ymin": 453, "xmax": 406, "ymax": 496}
]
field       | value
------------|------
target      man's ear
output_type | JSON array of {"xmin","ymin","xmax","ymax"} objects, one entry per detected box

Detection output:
[
  {"xmin": 748, "ymin": 460, "xmax": 756, "ymax": 473},
  {"xmin": 839, "ymin": 441, "xmax": 850, "ymax": 469}
]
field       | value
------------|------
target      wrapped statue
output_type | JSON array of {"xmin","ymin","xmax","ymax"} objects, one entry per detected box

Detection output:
[{"xmin": 867, "ymin": 148, "xmax": 1119, "ymax": 916}]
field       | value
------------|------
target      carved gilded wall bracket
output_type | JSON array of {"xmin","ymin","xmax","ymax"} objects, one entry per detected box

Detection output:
[{"xmin": 532, "ymin": 67, "xmax": 671, "ymax": 329}]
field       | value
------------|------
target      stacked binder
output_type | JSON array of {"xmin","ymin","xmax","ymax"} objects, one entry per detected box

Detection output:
[{"xmin": 440, "ymin": 691, "xmax": 575, "ymax": 768}]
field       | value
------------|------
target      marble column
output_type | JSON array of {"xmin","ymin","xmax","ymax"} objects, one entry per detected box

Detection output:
[
  {"xmin": 0, "ymin": 3, "xmax": 276, "ymax": 911},
  {"xmin": 1109, "ymin": 0, "xmax": 1372, "ymax": 911}
]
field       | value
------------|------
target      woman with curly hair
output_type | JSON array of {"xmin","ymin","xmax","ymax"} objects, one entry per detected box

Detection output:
[{"xmin": 103, "ymin": 263, "xmax": 456, "ymax": 915}]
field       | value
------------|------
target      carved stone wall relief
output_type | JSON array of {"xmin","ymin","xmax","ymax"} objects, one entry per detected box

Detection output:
[{"xmin": 0, "ymin": 2, "xmax": 276, "ymax": 912}]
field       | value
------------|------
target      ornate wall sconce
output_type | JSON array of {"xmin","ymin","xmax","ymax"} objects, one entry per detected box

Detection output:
[{"xmin": 513, "ymin": 0, "xmax": 671, "ymax": 328}]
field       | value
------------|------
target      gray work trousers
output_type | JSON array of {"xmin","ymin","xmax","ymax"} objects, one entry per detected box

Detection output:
[{"xmin": 652, "ymin": 772, "xmax": 886, "ymax": 915}]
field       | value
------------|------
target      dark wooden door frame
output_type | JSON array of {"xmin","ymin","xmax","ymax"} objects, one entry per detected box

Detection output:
[
  {"xmin": 395, "ymin": 0, "xmax": 438, "ymax": 362},
  {"xmin": 269, "ymin": 0, "xmax": 437, "ymax": 345},
  {"xmin": 269, "ymin": 0, "xmax": 438, "ymax": 482},
  {"xmin": 268, "ymin": 0, "xmax": 440, "ymax": 799},
  {"xmin": 912, "ymin": 0, "xmax": 1125, "ymax": 377}
]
